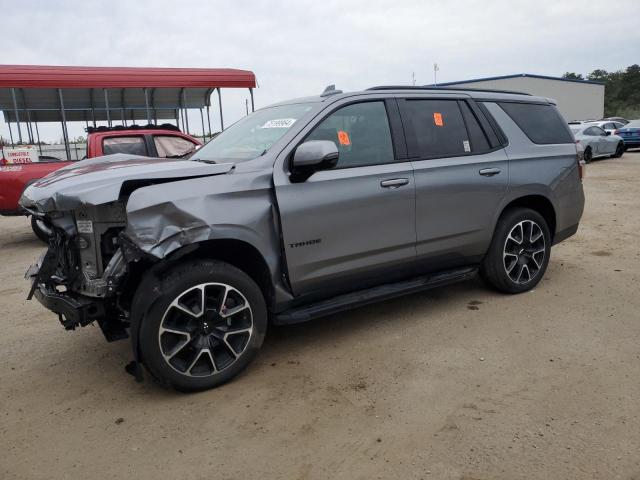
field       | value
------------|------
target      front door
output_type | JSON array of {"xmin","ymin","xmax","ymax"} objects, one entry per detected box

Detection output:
[{"xmin": 275, "ymin": 100, "xmax": 416, "ymax": 297}]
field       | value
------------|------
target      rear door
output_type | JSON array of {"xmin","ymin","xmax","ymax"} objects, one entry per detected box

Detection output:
[
  {"xmin": 398, "ymin": 96, "xmax": 509, "ymax": 270},
  {"xmin": 274, "ymin": 98, "xmax": 416, "ymax": 297}
]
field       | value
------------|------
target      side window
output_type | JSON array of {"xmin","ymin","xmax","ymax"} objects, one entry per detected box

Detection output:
[
  {"xmin": 595, "ymin": 127, "xmax": 607, "ymax": 136},
  {"xmin": 305, "ymin": 101, "xmax": 395, "ymax": 168},
  {"xmin": 154, "ymin": 135, "xmax": 197, "ymax": 158},
  {"xmin": 400, "ymin": 99, "xmax": 470, "ymax": 158},
  {"xmin": 103, "ymin": 136, "xmax": 148, "ymax": 156},
  {"xmin": 498, "ymin": 102, "xmax": 574, "ymax": 144},
  {"xmin": 459, "ymin": 101, "xmax": 491, "ymax": 153}
]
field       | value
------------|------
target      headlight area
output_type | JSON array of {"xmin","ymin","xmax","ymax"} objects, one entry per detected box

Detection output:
[{"xmin": 26, "ymin": 202, "xmax": 150, "ymax": 342}]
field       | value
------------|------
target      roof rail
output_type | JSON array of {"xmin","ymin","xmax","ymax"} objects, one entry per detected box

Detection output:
[
  {"xmin": 366, "ymin": 85, "xmax": 531, "ymax": 96},
  {"xmin": 85, "ymin": 123, "xmax": 181, "ymax": 134}
]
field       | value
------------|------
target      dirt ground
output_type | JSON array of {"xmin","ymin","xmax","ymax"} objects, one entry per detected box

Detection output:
[{"xmin": 1, "ymin": 152, "xmax": 639, "ymax": 480}]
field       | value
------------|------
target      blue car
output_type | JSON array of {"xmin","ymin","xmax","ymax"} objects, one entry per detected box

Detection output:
[{"xmin": 615, "ymin": 120, "xmax": 640, "ymax": 149}]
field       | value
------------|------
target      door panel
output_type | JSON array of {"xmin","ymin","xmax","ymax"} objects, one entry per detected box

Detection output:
[
  {"xmin": 274, "ymin": 99, "xmax": 416, "ymax": 297},
  {"xmin": 397, "ymin": 97, "xmax": 509, "ymax": 271},
  {"xmin": 276, "ymin": 163, "xmax": 416, "ymax": 295},
  {"xmin": 412, "ymin": 149, "xmax": 509, "ymax": 267}
]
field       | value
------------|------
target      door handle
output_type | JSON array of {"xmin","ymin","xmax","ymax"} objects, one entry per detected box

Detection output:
[
  {"xmin": 479, "ymin": 168, "xmax": 501, "ymax": 177},
  {"xmin": 380, "ymin": 178, "xmax": 409, "ymax": 188}
]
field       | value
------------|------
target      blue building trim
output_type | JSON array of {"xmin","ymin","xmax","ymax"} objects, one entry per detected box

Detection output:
[{"xmin": 430, "ymin": 73, "xmax": 605, "ymax": 87}]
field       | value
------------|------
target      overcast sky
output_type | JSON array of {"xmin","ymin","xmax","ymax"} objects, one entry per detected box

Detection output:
[{"xmin": 1, "ymin": 0, "xmax": 638, "ymax": 143}]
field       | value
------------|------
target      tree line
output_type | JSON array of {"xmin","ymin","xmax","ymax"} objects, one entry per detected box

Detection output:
[{"xmin": 563, "ymin": 64, "xmax": 640, "ymax": 119}]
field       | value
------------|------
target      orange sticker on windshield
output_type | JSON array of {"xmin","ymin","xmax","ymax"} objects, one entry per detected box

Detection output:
[
  {"xmin": 337, "ymin": 130, "xmax": 351, "ymax": 146},
  {"xmin": 433, "ymin": 112, "xmax": 444, "ymax": 126}
]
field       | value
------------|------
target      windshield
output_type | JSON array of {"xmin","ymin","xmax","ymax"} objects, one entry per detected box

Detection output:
[{"xmin": 193, "ymin": 103, "xmax": 314, "ymax": 162}]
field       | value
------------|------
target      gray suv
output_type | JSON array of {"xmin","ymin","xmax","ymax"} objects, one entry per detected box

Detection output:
[{"xmin": 21, "ymin": 86, "xmax": 585, "ymax": 391}]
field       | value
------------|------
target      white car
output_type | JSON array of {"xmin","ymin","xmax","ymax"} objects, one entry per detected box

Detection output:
[
  {"xmin": 584, "ymin": 120, "xmax": 626, "ymax": 135},
  {"xmin": 569, "ymin": 124, "xmax": 625, "ymax": 162}
]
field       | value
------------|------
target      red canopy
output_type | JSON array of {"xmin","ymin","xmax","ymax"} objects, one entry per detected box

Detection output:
[
  {"xmin": 0, "ymin": 65, "xmax": 256, "ymax": 89},
  {"xmin": 0, "ymin": 64, "xmax": 257, "ymax": 124}
]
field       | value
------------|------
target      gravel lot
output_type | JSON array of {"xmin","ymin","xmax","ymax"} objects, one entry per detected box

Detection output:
[{"xmin": 1, "ymin": 151, "xmax": 639, "ymax": 480}]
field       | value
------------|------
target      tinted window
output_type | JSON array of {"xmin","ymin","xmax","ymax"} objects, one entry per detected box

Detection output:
[
  {"xmin": 154, "ymin": 135, "xmax": 197, "ymax": 158},
  {"xmin": 305, "ymin": 101, "xmax": 394, "ymax": 168},
  {"xmin": 103, "ymin": 136, "xmax": 148, "ymax": 156},
  {"xmin": 584, "ymin": 126, "xmax": 605, "ymax": 136},
  {"xmin": 401, "ymin": 99, "xmax": 469, "ymax": 158},
  {"xmin": 459, "ymin": 101, "xmax": 491, "ymax": 152},
  {"xmin": 498, "ymin": 102, "xmax": 573, "ymax": 144}
]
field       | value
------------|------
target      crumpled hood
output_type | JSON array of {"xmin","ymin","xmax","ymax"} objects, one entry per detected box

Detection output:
[{"xmin": 20, "ymin": 153, "xmax": 234, "ymax": 212}]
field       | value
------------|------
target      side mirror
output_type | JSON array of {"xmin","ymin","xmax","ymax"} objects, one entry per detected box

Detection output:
[
  {"xmin": 605, "ymin": 131, "xmax": 611, "ymax": 136},
  {"xmin": 292, "ymin": 140, "xmax": 339, "ymax": 169}
]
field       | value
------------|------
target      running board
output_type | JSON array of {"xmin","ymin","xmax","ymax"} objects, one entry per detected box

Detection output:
[{"xmin": 274, "ymin": 265, "xmax": 478, "ymax": 325}]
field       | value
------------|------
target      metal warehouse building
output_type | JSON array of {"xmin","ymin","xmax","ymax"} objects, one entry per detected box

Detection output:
[{"xmin": 435, "ymin": 73, "xmax": 605, "ymax": 122}]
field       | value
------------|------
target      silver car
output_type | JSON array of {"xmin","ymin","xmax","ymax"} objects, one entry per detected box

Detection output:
[
  {"xmin": 570, "ymin": 124, "xmax": 625, "ymax": 162},
  {"xmin": 21, "ymin": 86, "xmax": 586, "ymax": 391}
]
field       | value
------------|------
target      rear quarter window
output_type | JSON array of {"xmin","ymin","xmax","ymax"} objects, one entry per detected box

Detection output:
[{"xmin": 498, "ymin": 102, "xmax": 574, "ymax": 144}]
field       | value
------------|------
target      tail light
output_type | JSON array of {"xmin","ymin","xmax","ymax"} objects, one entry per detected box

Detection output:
[{"xmin": 614, "ymin": 130, "xmax": 620, "ymax": 135}]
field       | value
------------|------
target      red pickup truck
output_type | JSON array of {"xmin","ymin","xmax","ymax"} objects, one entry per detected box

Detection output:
[{"xmin": 1, "ymin": 125, "xmax": 201, "ymax": 240}]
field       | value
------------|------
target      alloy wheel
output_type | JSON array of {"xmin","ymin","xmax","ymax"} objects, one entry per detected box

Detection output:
[
  {"xmin": 158, "ymin": 283, "xmax": 253, "ymax": 377},
  {"xmin": 503, "ymin": 220, "xmax": 546, "ymax": 285}
]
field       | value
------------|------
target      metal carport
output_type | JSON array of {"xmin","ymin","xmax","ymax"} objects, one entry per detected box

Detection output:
[{"xmin": 0, "ymin": 65, "xmax": 257, "ymax": 158}]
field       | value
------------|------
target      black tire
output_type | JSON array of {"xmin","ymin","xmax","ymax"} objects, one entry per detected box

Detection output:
[
  {"xmin": 583, "ymin": 147, "xmax": 592, "ymax": 163},
  {"xmin": 480, "ymin": 208, "xmax": 551, "ymax": 294},
  {"xmin": 612, "ymin": 142, "xmax": 624, "ymax": 158},
  {"xmin": 138, "ymin": 260, "xmax": 267, "ymax": 392},
  {"xmin": 30, "ymin": 216, "xmax": 52, "ymax": 243}
]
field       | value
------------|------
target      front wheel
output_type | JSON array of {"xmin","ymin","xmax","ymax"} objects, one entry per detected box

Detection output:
[
  {"xmin": 138, "ymin": 260, "xmax": 267, "ymax": 391},
  {"xmin": 612, "ymin": 142, "xmax": 624, "ymax": 158},
  {"xmin": 583, "ymin": 147, "xmax": 592, "ymax": 163},
  {"xmin": 480, "ymin": 208, "xmax": 551, "ymax": 294}
]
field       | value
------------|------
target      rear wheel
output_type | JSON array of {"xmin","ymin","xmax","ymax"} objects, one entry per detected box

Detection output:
[
  {"xmin": 612, "ymin": 142, "xmax": 624, "ymax": 158},
  {"xmin": 583, "ymin": 147, "xmax": 592, "ymax": 163},
  {"xmin": 31, "ymin": 216, "xmax": 52, "ymax": 243},
  {"xmin": 481, "ymin": 208, "xmax": 551, "ymax": 294},
  {"xmin": 139, "ymin": 260, "xmax": 267, "ymax": 391}
]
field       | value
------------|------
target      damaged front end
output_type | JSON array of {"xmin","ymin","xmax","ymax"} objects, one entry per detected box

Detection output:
[{"xmin": 25, "ymin": 202, "xmax": 148, "ymax": 342}]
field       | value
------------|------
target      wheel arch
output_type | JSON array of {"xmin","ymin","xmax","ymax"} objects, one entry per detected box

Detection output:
[
  {"xmin": 169, "ymin": 238, "xmax": 275, "ymax": 310},
  {"xmin": 498, "ymin": 194, "xmax": 557, "ymax": 241}
]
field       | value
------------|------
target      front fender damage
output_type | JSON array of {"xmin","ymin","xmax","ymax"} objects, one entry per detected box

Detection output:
[{"xmin": 121, "ymin": 170, "xmax": 288, "ymax": 381}]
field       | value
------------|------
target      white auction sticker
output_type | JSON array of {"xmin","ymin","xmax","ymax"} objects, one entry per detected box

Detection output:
[
  {"xmin": 260, "ymin": 118, "xmax": 296, "ymax": 129},
  {"xmin": 76, "ymin": 220, "xmax": 94, "ymax": 234},
  {"xmin": 463, "ymin": 140, "xmax": 471, "ymax": 152}
]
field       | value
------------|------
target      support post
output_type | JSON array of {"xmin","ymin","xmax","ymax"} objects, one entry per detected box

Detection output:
[
  {"xmin": 144, "ymin": 88, "xmax": 151, "ymax": 125},
  {"xmin": 199, "ymin": 108, "xmax": 206, "ymax": 140},
  {"xmin": 249, "ymin": 88, "xmax": 255, "ymax": 112},
  {"xmin": 21, "ymin": 89, "xmax": 34, "ymax": 143},
  {"xmin": 121, "ymin": 89, "xmax": 126, "ymax": 127},
  {"xmin": 217, "ymin": 88, "xmax": 224, "ymax": 131},
  {"xmin": 7, "ymin": 120, "xmax": 14, "ymax": 147},
  {"xmin": 11, "ymin": 88, "xmax": 23, "ymax": 144},
  {"xmin": 206, "ymin": 105, "xmax": 212, "ymax": 139},
  {"xmin": 90, "ymin": 88, "xmax": 96, "ymax": 127},
  {"xmin": 182, "ymin": 89, "xmax": 190, "ymax": 134},
  {"xmin": 58, "ymin": 89, "xmax": 71, "ymax": 160},
  {"xmin": 104, "ymin": 89, "xmax": 112, "ymax": 127},
  {"xmin": 34, "ymin": 120, "xmax": 42, "ymax": 157}
]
